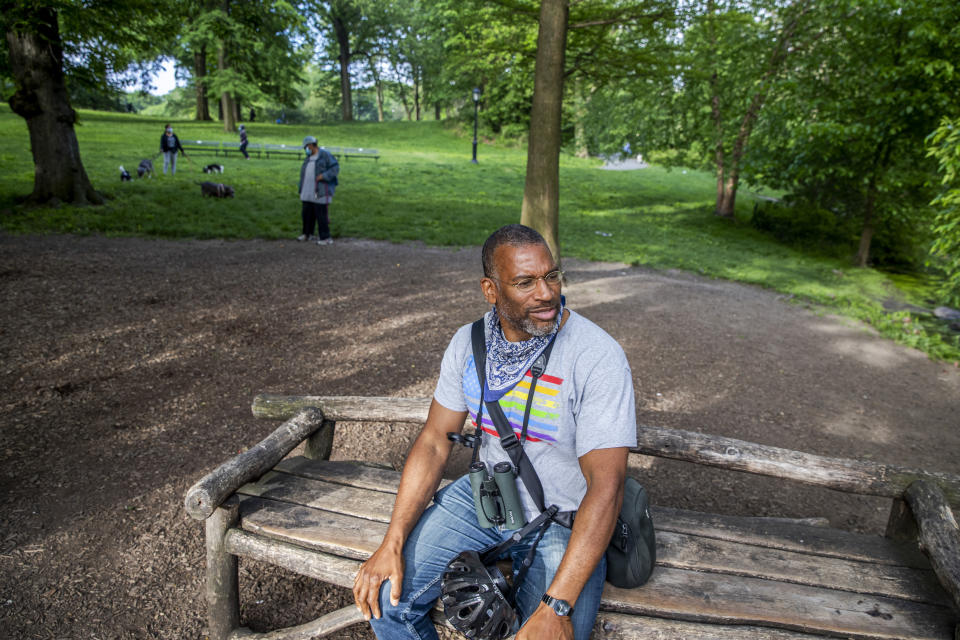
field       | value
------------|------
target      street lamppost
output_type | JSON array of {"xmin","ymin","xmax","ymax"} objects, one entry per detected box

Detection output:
[{"xmin": 471, "ymin": 87, "xmax": 481, "ymax": 164}]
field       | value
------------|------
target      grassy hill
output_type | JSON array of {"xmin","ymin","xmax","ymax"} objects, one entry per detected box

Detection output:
[{"xmin": 1, "ymin": 104, "xmax": 957, "ymax": 361}]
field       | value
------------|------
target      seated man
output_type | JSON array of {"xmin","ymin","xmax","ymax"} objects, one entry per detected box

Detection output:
[{"xmin": 353, "ymin": 224, "xmax": 637, "ymax": 639}]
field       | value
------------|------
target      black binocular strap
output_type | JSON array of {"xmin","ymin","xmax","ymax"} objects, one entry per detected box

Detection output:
[{"xmin": 470, "ymin": 319, "xmax": 557, "ymax": 515}]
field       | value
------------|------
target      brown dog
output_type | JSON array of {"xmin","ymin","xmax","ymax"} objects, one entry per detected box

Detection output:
[{"xmin": 199, "ymin": 181, "xmax": 235, "ymax": 198}]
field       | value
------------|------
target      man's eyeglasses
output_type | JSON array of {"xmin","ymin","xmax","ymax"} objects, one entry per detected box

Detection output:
[{"xmin": 490, "ymin": 270, "xmax": 564, "ymax": 292}]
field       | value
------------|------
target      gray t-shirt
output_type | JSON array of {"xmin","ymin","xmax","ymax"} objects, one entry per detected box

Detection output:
[
  {"xmin": 300, "ymin": 153, "xmax": 333, "ymax": 204},
  {"xmin": 434, "ymin": 309, "xmax": 637, "ymax": 520}
]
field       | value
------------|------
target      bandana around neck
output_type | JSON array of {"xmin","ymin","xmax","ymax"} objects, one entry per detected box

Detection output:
[{"xmin": 483, "ymin": 297, "xmax": 564, "ymax": 402}]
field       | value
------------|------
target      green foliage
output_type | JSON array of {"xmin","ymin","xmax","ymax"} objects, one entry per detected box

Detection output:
[
  {"xmin": 928, "ymin": 117, "xmax": 960, "ymax": 306},
  {"xmin": 750, "ymin": 201, "xmax": 849, "ymax": 253},
  {"xmin": 1, "ymin": 106, "xmax": 957, "ymax": 361},
  {"xmin": 747, "ymin": 0, "xmax": 960, "ymax": 265},
  {"xmin": 1, "ymin": 0, "xmax": 179, "ymax": 103}
]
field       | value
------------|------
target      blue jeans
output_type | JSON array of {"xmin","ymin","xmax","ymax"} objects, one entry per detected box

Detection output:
[{"xmin": 368, "ymin": 475, "xmax": 606, "ymax": 640}]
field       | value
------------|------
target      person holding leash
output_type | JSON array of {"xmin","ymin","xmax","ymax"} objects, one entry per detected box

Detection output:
[
  {"xmin": 159, "ymin": 124, "xmax": 187, "ymax": 175},
  {"xmin": 297, "ymin": 135, "xmax": 339, "ymax": 245},
  {"xmin": 353, "ymin": 224, "xmax": 637, "ymax": 639}
]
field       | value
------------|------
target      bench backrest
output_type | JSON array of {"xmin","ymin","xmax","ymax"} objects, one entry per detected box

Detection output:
[{"xmin": 250, "ymin": 393, "xmax": 960, "ymax": 509}]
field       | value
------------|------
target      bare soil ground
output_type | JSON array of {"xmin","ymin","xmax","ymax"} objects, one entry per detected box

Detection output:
[{"xmin": 1, "ymin": 234, "xmax": 958, "ymax": 640}]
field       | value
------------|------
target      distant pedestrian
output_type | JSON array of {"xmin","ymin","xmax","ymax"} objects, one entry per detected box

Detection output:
[
  {"xmin": 249, "ymin": 108, "xmax": 255, "ymax": 122},
  {"xmin": 297, "ymin": 135, "xmax": 339, "ymax": 246},
  {"xmin": 159, "ymin": 124, "xmax": 187, "ymax": 175},
  {"xmin": 239, "ymin": 125, "xmax": 249, "ymax": 160}
]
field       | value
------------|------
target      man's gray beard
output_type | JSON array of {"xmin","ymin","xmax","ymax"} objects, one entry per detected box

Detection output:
[{"xmin": 497, "ymin": 304, "xmax": 555, "ymax": 338}]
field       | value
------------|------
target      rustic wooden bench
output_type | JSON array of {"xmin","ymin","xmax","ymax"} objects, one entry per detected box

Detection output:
[{"xmin": 185, "ymin": 395, "xmax": 960, "ymax": 640}]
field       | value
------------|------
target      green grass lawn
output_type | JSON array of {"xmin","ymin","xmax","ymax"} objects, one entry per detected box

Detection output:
[{"xmin": 1, "ymin": 104, "xmax": 957, "ymax": 362}]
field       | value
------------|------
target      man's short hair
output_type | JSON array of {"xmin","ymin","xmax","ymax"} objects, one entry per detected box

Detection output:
[{"xmin": 482, "ymin": 224, "xmax": 549, "ymax": 278}]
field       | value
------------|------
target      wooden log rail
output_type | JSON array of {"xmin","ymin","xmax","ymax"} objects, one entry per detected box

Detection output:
[
  {"xmin": 185, "ymin": 407, "xmax": 326, "ymax": 520},
  {"xmin": 250, "ymin": 394, "xmax": 960, "ymax": 509},
  {"xmin": 904, "ymin": 480, "xmax": 960, "ymax": 613}
]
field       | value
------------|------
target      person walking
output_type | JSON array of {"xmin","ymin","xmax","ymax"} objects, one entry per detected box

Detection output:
[
  {"xmin": 239, "ymin": 124, "xmax": 250, "ymax": 160},
  {"xmin": 159, "ymin": 124, "xmax": 187, "ymax": 175},
  {"xmin": 297, "ymin": 135, "xmax": 339, "ymax": 245}
]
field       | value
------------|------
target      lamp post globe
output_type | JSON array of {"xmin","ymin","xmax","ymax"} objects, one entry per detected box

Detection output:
[{"xmin": 471, "ymin": 88, "xmax": 481, "ymax": 164}]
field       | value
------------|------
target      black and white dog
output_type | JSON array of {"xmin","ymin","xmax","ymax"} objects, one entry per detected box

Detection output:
[
  {"xmin": 137, "ymin": 158, "xmax": 154, "ymax": 178},
  {"xmin": 203, "ymin": 163, "xmax": 225, "ymax": 174},
  {"xmin": 119, "ymin": 166, "xmax": 132, "ymax": 181}
]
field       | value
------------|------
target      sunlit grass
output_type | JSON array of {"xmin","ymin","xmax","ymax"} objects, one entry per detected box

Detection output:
[{"xmin": 1, "ymin": 103, "xmax": 956, "ymax": 361}]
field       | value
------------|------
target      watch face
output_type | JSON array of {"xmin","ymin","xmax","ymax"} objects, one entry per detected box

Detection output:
[{"xmin": 542, "ymin": 594, "xmax": 572, "ymax": 616}]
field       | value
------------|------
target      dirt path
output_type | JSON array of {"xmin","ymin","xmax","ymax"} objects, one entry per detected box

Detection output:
[{"xmin": 1, "ymin": 234, "xmax": 958, "ymax": 639}]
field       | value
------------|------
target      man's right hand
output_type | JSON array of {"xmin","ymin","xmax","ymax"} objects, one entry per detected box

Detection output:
[{"xmin": 353, "ymin": 539, "xmax": 404, "ymax": 620}]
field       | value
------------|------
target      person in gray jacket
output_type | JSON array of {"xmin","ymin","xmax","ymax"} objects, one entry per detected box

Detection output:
[{"xmin": 297, "ymin": 135, "xmax": 339, "ymax": 245}]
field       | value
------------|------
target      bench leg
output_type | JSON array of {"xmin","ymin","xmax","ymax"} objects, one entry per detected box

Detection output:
[
  {"xmin": 207, "ymin": 496, "xmax": 241, "ymax": 640},
  {"xmin": 304, "ymin": 419, "xmax": 336, "ymax": 461},
  {"xmin": 885, "ymin": 497, "xmax": 918, "ymax": 542}
]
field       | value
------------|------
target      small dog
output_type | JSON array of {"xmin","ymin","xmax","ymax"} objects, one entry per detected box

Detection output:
[
  {"xmin": 199, "ymin": 181, "xmax": 235, "ymax": 198},
  {"xmin": 137, "ymin": 159, "xmax": 154, "ymax": 178},
  {"xmin": 119, "ymin": 166, "xmax": 131, "ymax": 181},
  {"xmin": 203, "ymin": 163, "xmax": 225, "ymax": 174}
]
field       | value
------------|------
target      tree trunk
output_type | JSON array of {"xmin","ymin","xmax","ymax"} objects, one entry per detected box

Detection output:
[
  {"xmin": 855, "ymin": 185, "xmax": 876, "ymax": 267},
  {"xmin": 332, "ymin": 15, "xmax": 353, "ymax": 121},
  {"xmin": 435, "ymin": 102, "xmax": 441, "ymax": 121},
  {"xmin": 414, "ymin": 69, "xmax": 421, "ymax": 121},
  {"xmin": 376, "ymin": 81, "xmax": 384, "ymax": 122},
  {"xmin": 194, "ymin": 47, "xmax": 211, "ymax": 121},
  {"xmin": 218, "ymin": 0, "xmax": 236, "ymax": 132},
  {"xmin": 520, "ymin": 0, "xmax": 569, "ymax": 262},
  {"xmin": 572, "ymin": 76, "xmax": 589, "ymax": 159},
  {"xmin": 5, "ymin": 5, "xmax": 103, "ymax": 206},
  {"xmin": 234, "ymin": 95, "xmax": 241, "ymax": 123},
  {"xmin": 217, "ymin": 46, "xmax": 236, "ymax": 132}
]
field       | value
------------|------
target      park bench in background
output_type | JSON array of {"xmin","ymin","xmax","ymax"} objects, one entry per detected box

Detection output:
[
  {"xmin": 341, "ymin": 147, "xmax": 380, "ymax": 161},
  {"xmin": 221, "ymin": 141, "xmax": 262, "ymax": 158},
  {"xmin": 181, "ymin": 140, "xmax": 223, "ymax": 156},
  {"xmin": 264, "ymin": 143, "xmax": 343, "ymax": 159},
  {"xmin": 262, "ymin": 143, "xmax": 304, "ymax": 159},
  {"xmin": 185, "ymin": 394, "xmax": 960, "ymax": 640}
]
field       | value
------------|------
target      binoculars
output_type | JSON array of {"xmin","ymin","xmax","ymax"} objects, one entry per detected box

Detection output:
[{"xmin": 468, "ymin": 461, "xmax": 526, "ymax": 529}]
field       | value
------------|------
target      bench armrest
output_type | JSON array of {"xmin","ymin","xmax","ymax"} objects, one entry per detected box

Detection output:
[
  {"xmin": 184, "ymin": 407, "xmax": 325, "ymax": 520},
  {"xmin": 904, "ymin": 479, "xmax": 960, "ymax": 612}
]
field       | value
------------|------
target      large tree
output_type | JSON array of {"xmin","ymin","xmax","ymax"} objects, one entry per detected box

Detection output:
[
  {"xmin": 309, "ymin": 0, "xmax": 386, "ymax": 121},
  {"xmin": 520, "ymin": 0, "xmax": 569, "ymax": 260},
  {"xmin": 173, "ymin": 0, "xmax": 306, "ymax": 129},
  {"xmin": 488, "ymin": 0, "xmax": 674, "ymax": 259},
  {"xmin": 2, "ymin": 1, "xmax": 173, "ymax": 206},
  {"xmin": 748, "ymin": 0, "xmax": 960, "ymax": 266}
]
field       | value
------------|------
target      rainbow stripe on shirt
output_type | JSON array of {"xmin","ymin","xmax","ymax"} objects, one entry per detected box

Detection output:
[{"xmin": 463, "ymin": 355, "xmax": 563, "ymax": 444}]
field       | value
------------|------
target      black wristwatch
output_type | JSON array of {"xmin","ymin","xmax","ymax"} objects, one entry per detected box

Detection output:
[{"xmin": 541, "ymin": 593, "xmax": 573, "ymax": 617}]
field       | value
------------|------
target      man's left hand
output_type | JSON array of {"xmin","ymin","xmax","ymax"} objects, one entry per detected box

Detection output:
[{"xmin": 516, "ymin": 603, "xmax": 573, "ymax": 640}]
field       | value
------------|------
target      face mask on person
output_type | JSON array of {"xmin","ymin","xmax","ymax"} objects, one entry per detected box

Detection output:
[
  {"xmin": 166, "ymin": 128, "xmax": 173, "ymax": 135},
  {"xmin": 304, "ymin": 147, "xmax": 312, "ymax": 157}
]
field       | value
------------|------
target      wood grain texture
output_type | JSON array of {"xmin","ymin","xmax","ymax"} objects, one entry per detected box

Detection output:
[
  {"xmin": 905, "ymin": 479, "xmax": 960, "ymax": 612},
  {"xmin": 602, "ymin": 567, "xmax": 955, "ymax": 640},
  {"xmin": 655, "ymin": 506, "xmax": 930, "ymax": 569},
  {"xmin": 634, "ymin": 423, "xmax": 960, "ymax": 508},
  {"xmin": 592, "ymin": 611, "xmax": 857, "ymax": 639},
  {"xmin": 251, "ymin": 458, "xmax": 930, "ymax": 568},
  {"xmin": 247, "ymin": 395, "xmax": 960, "ymax": 506},
  {"xmin": 185, "ymin": 408, "xmax": 325, "ymax": 520}
]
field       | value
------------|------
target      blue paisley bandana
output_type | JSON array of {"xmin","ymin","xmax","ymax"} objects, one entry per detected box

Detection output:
[{"xmin": 483, "ymin": 298, "xmax": 564, "ymax": 402}]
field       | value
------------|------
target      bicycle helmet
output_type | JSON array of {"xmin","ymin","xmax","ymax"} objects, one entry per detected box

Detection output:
[{"xmin": 441, "ymin": 550, "xmax": 517, "ymax": 640}]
